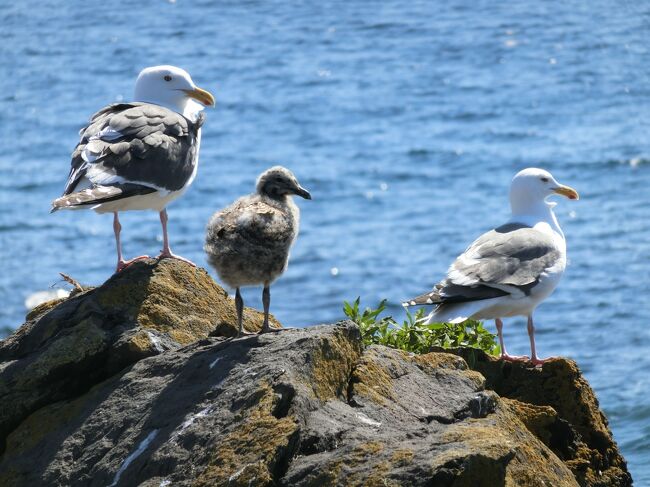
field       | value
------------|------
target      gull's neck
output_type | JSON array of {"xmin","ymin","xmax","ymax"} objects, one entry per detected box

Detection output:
[
  {"xmin": 510, "ymin": 199, "xmax": 564, "ymax": 240},
  {"xmin": 180, "ymin": 99, "xmax": 204, "ymax": 123},
  {"xmin": 134, "ymin": 94, "xmax": 203, "ymax": 122}
]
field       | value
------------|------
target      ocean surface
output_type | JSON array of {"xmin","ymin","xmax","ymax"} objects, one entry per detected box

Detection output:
[{"xmin": 1, "ymin": 0, "xmax": 649, "ymax": 481}]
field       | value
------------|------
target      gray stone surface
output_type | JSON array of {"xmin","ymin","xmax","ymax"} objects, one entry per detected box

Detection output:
[
  {"xmin": 0, "ymin": 259, "xmax": 276, "ymax": 457},
  {"xmin": 0, "ymin": 261, "xmax": 630, "ymax": 486},
  {"xmin": 1, "ymin": 321, "xmax": 583, "ymax": 487}
]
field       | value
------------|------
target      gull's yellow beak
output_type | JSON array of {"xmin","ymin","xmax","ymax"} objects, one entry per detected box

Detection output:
[
  {"xmin": 552, "ymin": 184, "xmax": 579, "ymax": 200},
  {"xmin": 183, "ymin": 86, "xmax": 216, "ymax": 107}
]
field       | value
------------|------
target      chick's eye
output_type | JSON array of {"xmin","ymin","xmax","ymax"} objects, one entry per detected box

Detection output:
[
  {"xmin": 163, "ymin": 75, "xmax": 172, "ymax": 82},
  {"xmin": 540, "ymin": 177, "xmax": 549, "ymax": 183}
]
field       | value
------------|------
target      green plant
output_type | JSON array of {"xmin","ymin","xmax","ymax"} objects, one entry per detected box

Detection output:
[{"xmin": 343, "ymin": 297, "xmax": 500, "ymax": 356}]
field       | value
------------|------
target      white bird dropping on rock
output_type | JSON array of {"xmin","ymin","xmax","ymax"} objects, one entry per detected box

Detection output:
[
  {"xmin": 51, "ymin": 65, "xmax": 215, "ymax": 273},
  {"xmin": 403, "ymin": 168, "xmax": 579, "ymax": 365},
  {"xmin": 204, "ymin": 166, "xmax": 312, "ymax": 337}
]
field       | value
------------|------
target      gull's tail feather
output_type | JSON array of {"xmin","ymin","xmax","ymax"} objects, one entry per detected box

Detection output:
[
  {"xmin": 425, "ymin": 300, "xmax": 489, "ymax": 324},
  {"xmin": 50, "ymin": 184, "xmax": 156, "ymax": 212},
  {"xmin": 404, "ymin": 282, "xmax": 508, "ymax": 308},
  {"xmin": 402, "ymin": 288, "xmax": 444, "ymax": 307}
]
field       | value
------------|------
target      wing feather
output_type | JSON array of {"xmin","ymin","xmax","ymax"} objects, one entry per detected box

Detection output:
[
  {"xmin": 60, "ymin": 102, "xmax": 204, "ymax": 203},
  {"xmin": 51, "ymin": 183, "xmax": 156, "ymax": 212},
  {"xmin": 405, "ymin": 223, "xmax": 561, "ymax": 307}
]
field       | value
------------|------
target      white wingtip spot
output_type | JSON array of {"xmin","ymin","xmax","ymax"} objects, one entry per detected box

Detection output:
[{"xmin": 426, "ymin": 298, "xmax": 433, "ymax": 304}]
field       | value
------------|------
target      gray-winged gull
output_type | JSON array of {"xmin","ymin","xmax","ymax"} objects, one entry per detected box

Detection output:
[
  {"xmin": 204, "ymin": 166, "xmax": 311, "ymax": 337},
  {"xmin": 404, "ymin": 168, "xmax": 579, "ymax": 365},
  {"xmin": 51, "ymin": 65, "xmax": 215, "ymax": 272}
]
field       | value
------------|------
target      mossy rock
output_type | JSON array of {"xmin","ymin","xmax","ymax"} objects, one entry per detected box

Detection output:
[{"xmin": 0, "ymin": 259, "xmax": 280, "ymax": 455}]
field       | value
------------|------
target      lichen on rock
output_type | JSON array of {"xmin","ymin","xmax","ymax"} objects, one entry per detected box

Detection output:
[{"xmin": 194, "ymin": 382, "xmax": 299, "ymax": 486}]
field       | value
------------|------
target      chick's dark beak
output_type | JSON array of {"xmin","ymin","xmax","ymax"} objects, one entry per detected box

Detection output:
[{"xmin": 293, "ymin": 186, "xmax": 312, "ymax": 200}]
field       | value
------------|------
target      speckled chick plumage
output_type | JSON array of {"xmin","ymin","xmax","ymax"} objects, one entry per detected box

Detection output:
[{"xmin": 204, "ymin": 166, "xmax": 311, "ymax": 289}]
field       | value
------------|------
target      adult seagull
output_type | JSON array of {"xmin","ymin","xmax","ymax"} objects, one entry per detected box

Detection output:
[
  {"xmin": 404, "ymin": 168, "xmax": 579, "ymax": 365},
  {"xmin": 51, "ymin": 65, "xmax": 215, "ymax": 272}
]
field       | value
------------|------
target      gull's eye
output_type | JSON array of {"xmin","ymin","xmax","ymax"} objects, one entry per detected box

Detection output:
[
  {"xmin": 163, "ymin": 75, "xmax": 172, "ymax": 82},
  {"xmin": 540, "ymin": 177, "xmax": 549, "ymax": 183}
]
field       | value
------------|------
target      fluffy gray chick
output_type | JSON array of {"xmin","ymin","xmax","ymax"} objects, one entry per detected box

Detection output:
[{"xmin": 204, "ymin": 166, "xmax": 311, "ymax": 336}]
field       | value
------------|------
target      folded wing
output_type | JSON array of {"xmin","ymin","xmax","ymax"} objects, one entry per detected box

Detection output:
[
  {"xmin": 53, "ymin": 102, "xmax": 204, "ymax": 211},
  {"xmin": 405, "ymin": 223, "xmax": 561, "ymax": 306}
]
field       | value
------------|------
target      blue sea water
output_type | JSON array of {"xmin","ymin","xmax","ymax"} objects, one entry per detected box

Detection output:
[{"xmin": 1, "ymin": 0, "xmax": 649, "ymax": 481}]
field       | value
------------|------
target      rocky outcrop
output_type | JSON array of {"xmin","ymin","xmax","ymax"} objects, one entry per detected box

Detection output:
[
  {"xmin": 0, "ymin": 259, "xmax": 278, "ymax": 457},
  {"xmin": 433, "ymin": 347, "xmax": 632, "ymax": 487},
  {"xmin": 0, "ymin": 260, "xmax": 631, "ymax": 486}
]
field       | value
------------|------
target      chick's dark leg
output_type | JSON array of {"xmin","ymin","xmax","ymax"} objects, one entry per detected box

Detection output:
[
  {"xmin": 235, "ymin": 287, "xmax": 244, "ymax": 337},
  {"xmin": 259, "ymin": 283, "xmax": 282, "ymax": 334},
  {"xmin": 261, "ymin": 283, "xmax": 271, "ymax": 333}
]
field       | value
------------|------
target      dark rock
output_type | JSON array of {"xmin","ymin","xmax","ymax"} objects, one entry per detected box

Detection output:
[
  {"xmin": 285, "ymin": 345, "xmax": 577, "ymax": 487},
  {"xmin": 0, "ymin": 263, "xmax": 630, "ymax": 486},
  {"xmin": 433, "ymin": 346, "xmax": 633, "ymax": 487},
  {"xmin": 0, "ymin": 323, "xmax": 576, "ymax": 487},
  {"xmin": 0, "ymin": 259, "xmax": 278, "ymax": 456}
]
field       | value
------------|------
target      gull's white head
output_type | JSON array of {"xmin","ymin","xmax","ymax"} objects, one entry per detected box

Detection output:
[
  {"xmin": 133, "ymin": 65, "xmax": 215, "ymax": 120},
  {"xmin": 509, "ymin": 167, "xmax": 579, "ymax": 215}
]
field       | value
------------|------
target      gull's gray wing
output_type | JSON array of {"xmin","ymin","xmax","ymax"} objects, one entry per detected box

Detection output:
[
  {"xmin": 405, "ymin": 223, "xmax": 561, "ymax": 306},
  {"xmin": 61, "ymin": 102, "xmax": 204, "ymax": 200}
]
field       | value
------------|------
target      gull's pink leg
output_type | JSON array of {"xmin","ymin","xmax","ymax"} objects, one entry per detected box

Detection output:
[
  {"xmin": 156, "ymin": 209, "xmax": 196, "ymax": 266},
  {"xmin": 114, "ymin": 212, "xmax": 123, "ymax": 269},
  {"xmin": 496, "ymin": 318, "xmax": 529, "ymax": 362},
  {"xmin": 527, "ymin": 315, "xmax": 552, "ymax": 366},
  {"xmin": 113, "ymin": 212, "xmax": 148, "ymax": 272}
]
